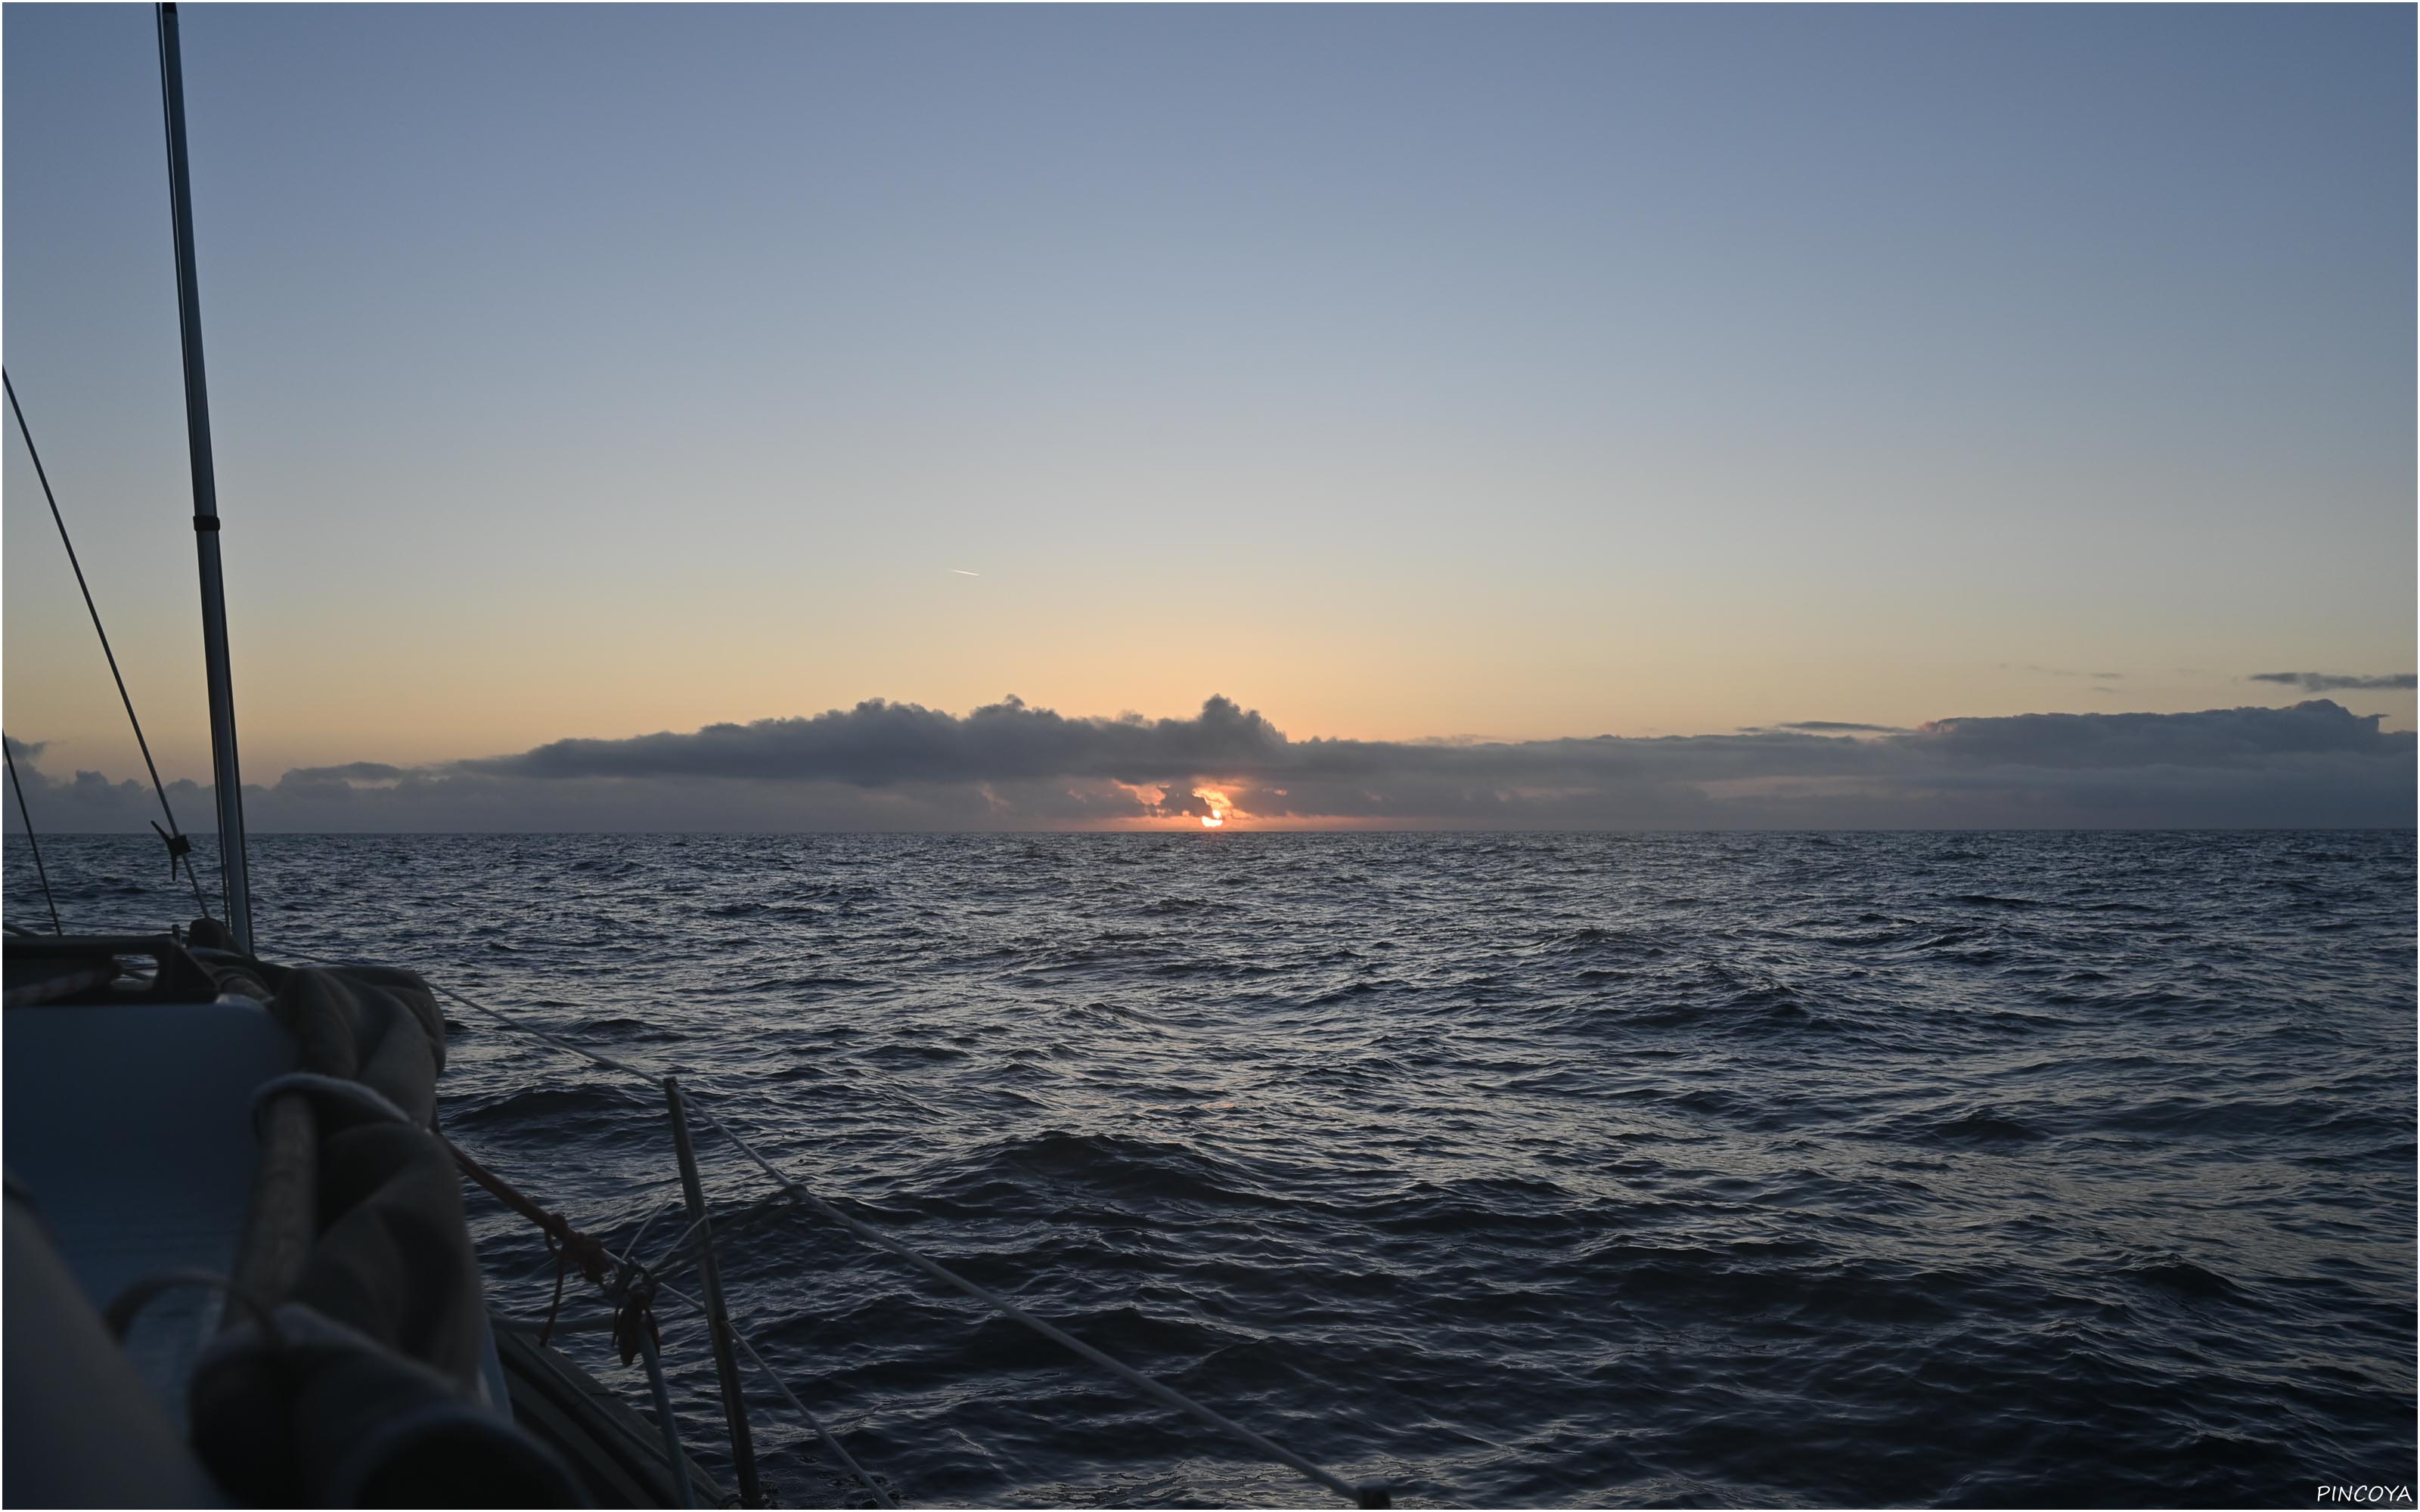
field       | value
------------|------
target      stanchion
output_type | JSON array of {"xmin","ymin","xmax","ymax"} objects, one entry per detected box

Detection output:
[{"xmin": 664, "ymin": 1076, "xmax": 762, "ymax": 1508}]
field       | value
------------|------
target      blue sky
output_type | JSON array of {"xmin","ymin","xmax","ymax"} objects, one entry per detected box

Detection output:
[{"xmin": 4, "ymin": 4, "xmax": 2411, "ymax": 826}]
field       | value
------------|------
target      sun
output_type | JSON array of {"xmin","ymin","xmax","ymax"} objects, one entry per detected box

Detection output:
[{"xmin": 1193, "ymin": 785, "xmax": 1233, "ymax": 829}]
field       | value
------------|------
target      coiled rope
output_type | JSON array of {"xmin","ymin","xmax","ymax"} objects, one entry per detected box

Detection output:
[
  {"xmin": 312, "ymin": 956, "xmax": 1386, "ymax": 1507},
  {"xmin": 3, "ymin": 368, "xmax": 210, "ymax": 920}
]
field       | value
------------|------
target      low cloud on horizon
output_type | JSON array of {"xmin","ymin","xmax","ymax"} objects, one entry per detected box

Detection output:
[
  {"xmin": 5, "ymin": 692, "xmax": 2412, "ymax": 833},
  {"xmin": 2248, "ymin": 671, "xmax": 2419, "ymax": 693}
]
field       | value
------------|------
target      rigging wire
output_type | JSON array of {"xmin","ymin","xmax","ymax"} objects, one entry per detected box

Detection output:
[
  {"xmin": 599, "ymin": 1219, "xmax": 895, "ymax": 1507},
  {"xmin": 355, "ymin": 958, "xmax": 1387, "ymax": 1508},
  {"xmin": 696, "ymin": 1096, "xmax": 1382, "ymax": 1507},
  {"xmin": 3, "ymin": 367, "xmax": 213, "ymax": 922},
  {"xmin": 2, "ymin": 734, "xmax": 65, "ymax": 933},
  {"xmin": 276, "ymin": 949, "xmax": 1383, "ymax": 1506}
]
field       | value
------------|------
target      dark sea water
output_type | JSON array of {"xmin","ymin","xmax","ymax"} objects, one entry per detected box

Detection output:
[{"xmin": 10, "ymin": 830, "xmax": 2416, "ymax": 1507}]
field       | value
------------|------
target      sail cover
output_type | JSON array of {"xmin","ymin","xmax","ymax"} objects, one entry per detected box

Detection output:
[{"xmin": 185, "ymin": 932, "xmax": 579, "ymax": 1505}]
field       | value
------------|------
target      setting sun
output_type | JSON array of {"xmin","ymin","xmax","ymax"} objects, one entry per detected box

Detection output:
[{"xmin": 1193, "ymin": 786, "xmax": 1233, "ymax": 829}]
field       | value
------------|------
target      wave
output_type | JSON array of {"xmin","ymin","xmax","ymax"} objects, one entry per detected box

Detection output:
[{"xmin": 11, "ymin": 826, "xmax": 2409, "ymax": 1507}]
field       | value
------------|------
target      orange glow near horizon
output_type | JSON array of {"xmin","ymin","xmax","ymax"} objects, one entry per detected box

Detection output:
[{"xmin": 1193, "ymin": 785, "xmax": 1234, "ymax": 828}]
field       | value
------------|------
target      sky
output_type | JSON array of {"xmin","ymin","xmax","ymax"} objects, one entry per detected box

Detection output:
[{"xmin": 4, "ymin": 4, "xmax": 2412, "ymax": 831}]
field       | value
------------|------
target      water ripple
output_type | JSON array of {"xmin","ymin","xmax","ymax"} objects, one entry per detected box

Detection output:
[{"xmin": 8, "ymin": 830, "xmax": 2412, "ymax": 1506}]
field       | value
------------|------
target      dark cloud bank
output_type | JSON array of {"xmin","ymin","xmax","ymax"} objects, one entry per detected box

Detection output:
[
  {"xmin": 8, "ymin": 693, "xmax": 2412, "ymax": 832},
  {"xmin": 2249, "ymin": 671, "xmax": 2418, "ymax": 693}
]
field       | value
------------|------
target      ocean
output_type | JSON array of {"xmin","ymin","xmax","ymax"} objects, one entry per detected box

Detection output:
[{"xmin": 9, "ymin": 829, "xmax": 2415, "ymax": 1507}]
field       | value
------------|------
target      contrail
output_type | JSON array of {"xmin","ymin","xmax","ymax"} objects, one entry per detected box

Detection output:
[{"xmin": 950, "ymin": 569, "xmax": 980, "ymax": 577}]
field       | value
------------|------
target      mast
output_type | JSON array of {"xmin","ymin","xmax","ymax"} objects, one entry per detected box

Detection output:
[{"xmin": 156, "ymin": 2, "xmax": 253, "ymax": 953}]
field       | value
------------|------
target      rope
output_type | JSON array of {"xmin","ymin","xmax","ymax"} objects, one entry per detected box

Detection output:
[
  {"xmin": 118, "ymin": 967, "xmax": 886, "ymax": 1503},
  {"xmin": 699, "ymin": 1103, "xmax": 1376, "ymax": 1507},
  {"xmin": 248, "ymin": 1069, "xmax": 621, "ymax": 1354},
  {"xmin": 251, "ymin": 1071, "xmax": 414, "ymax": 1131},
  {"xmin": 724, "ymin": 1319, "xmax": 895, "ymax": 1509},
  {"xmin": 622, "ymin": 1194, "xmax": 684, "ymax": 1272},
  {"xmin": 448, "ymin": 1132, "xmax": 895, "ymax": 1508},
  {"xmin": 614, "ymin": 1255, "xmax": 893, "ymax": 1506},
  {"xmin": 445, "ymin": 1136, "xmax": 616, "ymax": 1346},
  {"xmin": 105, "ymin": 1267, "xmax": 283, "ymax": 1346},
  {"xmin": 646, "ymin": 1213, "xmax": 711, "ymax": 1277},
  {"xmin": 372, "ymin": 963, "xmax": 1379, "ymax": 1508},
  {"xmin": 3, "ymin": 735, "xmax": 63, "ymax": 933},
  {"xmin": 626, "ymin": 1283, "xmax": 694, "ymax": 1511},
  {"xmin": 3, "ymin": 368, "xmax": 212, "ymax": 922}
]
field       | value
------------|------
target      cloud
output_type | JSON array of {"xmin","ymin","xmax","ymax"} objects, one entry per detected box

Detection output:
[
  {"xmin": 1914, "ymin": 702, "xmax": 2396, "ymax": 768},
  {"xmin": 283, "ymin": 761, "xmax": 410, "ymax": 785},
  {"xmin": 6, "ymin": 695, "xmax": 2410, "ymax": 834},
  {"xmin": 1770, "ymin": 720, "xmax": 1907, "ymax": 734},
  {"xmin": 2001, "ymin": 664, "xmax": 2124, "ymax": 680},
  {"xmin": 458, "ymin": 693, "xmax": 1292, "ymax": 788},
  {"xmin": 2248, "ymin": 671, "xmax": 2418, "ymax": 693}
]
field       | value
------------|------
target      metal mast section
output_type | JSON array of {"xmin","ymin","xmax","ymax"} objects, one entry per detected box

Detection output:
[{"xmin": 156, "ymin": 2, "xmax": 253, "ymax": 952}]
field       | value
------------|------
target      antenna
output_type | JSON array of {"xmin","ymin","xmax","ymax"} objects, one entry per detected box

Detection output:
[{"xmin": 156, "ymin": 2, "xmax": 253, "ymax": 953}]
